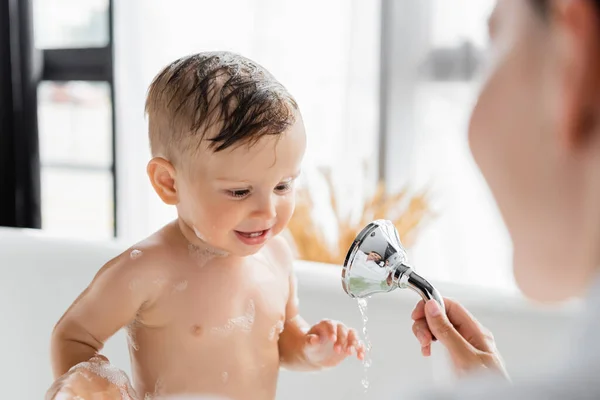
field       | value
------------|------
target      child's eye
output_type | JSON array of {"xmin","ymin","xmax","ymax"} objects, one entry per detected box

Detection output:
[
  {"xmin": 228, "ymin": 189, "xmax": 251, "ymax": 199},
  {"xmin": 275, "ymin": 182, "xmax": 293, "ymax": 194}
]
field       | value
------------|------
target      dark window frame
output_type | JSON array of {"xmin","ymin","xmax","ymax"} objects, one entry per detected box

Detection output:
[{"xmin": 0, "ymin": 0, "xmax": 117, "ymax": 235}]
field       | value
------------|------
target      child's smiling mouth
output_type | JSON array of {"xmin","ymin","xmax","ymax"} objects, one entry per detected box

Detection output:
[{"xmin": 234, "ymin": 229, "xmax": 271, "ymax": 245}]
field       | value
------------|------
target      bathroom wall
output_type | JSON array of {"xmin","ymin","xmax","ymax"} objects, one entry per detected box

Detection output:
[{"xmin": 0, "ymin": 228, "xmax": 579, "ymax": 399}]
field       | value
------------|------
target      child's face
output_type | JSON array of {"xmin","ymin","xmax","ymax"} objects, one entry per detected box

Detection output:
[{"xmin": 177, "ymin": 117, "xmax": 306, "ymax": 256}]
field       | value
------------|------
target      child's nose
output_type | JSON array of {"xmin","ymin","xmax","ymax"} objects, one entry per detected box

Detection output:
[{"xmin": 253, "ymin": 195, "xmax": 277, "ymax": 220}]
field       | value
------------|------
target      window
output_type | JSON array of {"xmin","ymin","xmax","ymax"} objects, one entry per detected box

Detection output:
[
  {"xmin": 38, "ymin": 81, "xmax": 114, "ymax": 238},
  {"xmin": 32, "ymin": 0, "xmax": 116, "ymax": 237},
  {"xmin": 381, "ymin": 0, "xmax": 515, "ymax": 290},
  {"xmin": 4, "ymin": 0, "xmax": 513, "ymax": 289},
  {"xmin": 113, "ymin": 0, "xmax": 381, "ymax": 241},
  {"xmin": 33, "ymin": 0, "xmax": 109, "ymax": 49}
]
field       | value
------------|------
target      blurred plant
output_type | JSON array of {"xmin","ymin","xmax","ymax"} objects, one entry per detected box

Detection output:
[{"xmin": 286, "ymin": 168, "xmax": 431, "ymax": 265}]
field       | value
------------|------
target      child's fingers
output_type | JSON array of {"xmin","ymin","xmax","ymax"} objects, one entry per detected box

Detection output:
[
  {"xmin": 311, "ymin": 321, "xmax": 337, "ymax": 342},
  {"xmin": 347, "ymin": 329, "xmax": 359, "ymax": 346},
  {"xmin": 335, "ymin": 324, "xmax": 348, "ymax": 353},
  {"xmin": 357, "ymin": 347, "xmax": 366, "ymax": 361},
  {"xmin": 306, "ymin": 333, "xmax": 320, "ymax": 345}
]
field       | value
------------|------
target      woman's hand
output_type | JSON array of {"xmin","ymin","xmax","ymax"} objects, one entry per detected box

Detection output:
[{"xmin": 411, "ymin": 298, "xmax": 509, "ymax": 379}]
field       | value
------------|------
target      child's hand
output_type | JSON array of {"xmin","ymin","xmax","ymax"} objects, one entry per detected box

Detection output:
[
  {"xmin": 46, "ymin": 356, "xmax": 136, "ymax": 400},
  {"xmin": 303, "ymin": 319, "xmax": 365, "ymax": 368}
]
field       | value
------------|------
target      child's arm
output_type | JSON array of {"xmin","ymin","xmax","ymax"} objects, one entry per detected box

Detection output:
[
  {"xmin": 51, "ymin": 249, "xmax": 162, "ymax": 378},
  {"xmin": 272, "ymin": 237, "xmax": 365, "ymax": 371}
]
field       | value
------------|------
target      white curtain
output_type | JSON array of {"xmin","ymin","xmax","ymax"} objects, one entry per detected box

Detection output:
[{"xmin": 113, "ymin": 0, "xmax": 381, "ymax": 241}]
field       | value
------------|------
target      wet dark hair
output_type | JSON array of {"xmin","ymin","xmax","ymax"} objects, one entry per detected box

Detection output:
[
  {"xmin": 145, "ymin": 51, "xmax": 298, "ymax": 162},
  {"xmin": 531, "ymin": 0, "xmax": 600, "ymax": 16}
]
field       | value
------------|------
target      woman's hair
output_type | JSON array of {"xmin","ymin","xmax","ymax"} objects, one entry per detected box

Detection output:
[{"xmin": 531, "ymin": 0, "xmax": 600, "ymax": 16}]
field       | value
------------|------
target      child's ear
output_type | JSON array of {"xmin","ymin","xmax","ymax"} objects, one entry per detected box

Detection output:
[{"xmin": 147, "ymin": 157, "xmax": 179, "ymax": 205}]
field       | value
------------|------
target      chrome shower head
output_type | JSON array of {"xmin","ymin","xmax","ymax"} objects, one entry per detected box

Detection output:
[{"xmin": 341, "ymin": 220, "xmax": 445, "ymax": 311}]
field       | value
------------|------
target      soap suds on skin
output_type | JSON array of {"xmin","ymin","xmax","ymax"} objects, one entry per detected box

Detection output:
[
  {"xmin": 130, "ymin": 249, "xmax": 143, "ymax": 260},
  {"xmin": 172, "ymin": 280, "xmax": 188, "ymax": 292},
  {"xmin": 126, "ymin": 322, "xmax": 139, "ymax": 351},
  {"xmin": 268, "ymin": 320, "xmax": 285, "ymax": 341},
  {"xmin": 144, "ymin": 377, "xmax": 163, "ymax": 400},
  {"xmin": 193, "ymin": 226, "xmax": 207, "ymax": 241},
  {"xmin": 72, "ymin": 357, "xmax": 136, "ymax": 399},
  {"xmin": 211, "ymin": 300, "xmax": 255, "ymax": 336},
  {"xmin": 153, "ymin": 277, "xmax": 168, "ymax": 288},
  {"xmin": 189, "ymin": 225, "xmax": 229, "ymax": 258},
  {"xmin": 303, "ymin": 341, "xmax": 336, "ymax": 365},
  {"xmin": 188, "ymin": 243, "xmax": 229, "ymax": 261}
]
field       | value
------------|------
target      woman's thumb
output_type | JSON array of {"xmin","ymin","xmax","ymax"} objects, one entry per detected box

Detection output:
[{"xmin": 424, "ymin": 300, "xmax": 472, "ymax": 357}]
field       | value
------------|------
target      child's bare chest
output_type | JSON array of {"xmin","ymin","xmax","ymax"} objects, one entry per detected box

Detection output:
[{"xmin": 142, "ymin": 255, "xmax": 290, "ymax": 343}]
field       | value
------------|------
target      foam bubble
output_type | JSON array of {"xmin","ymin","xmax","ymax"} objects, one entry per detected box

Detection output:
[
  {"xmin": 154, "ymin": 378, "xmax": 163, "ymax": 397},
  {"xmin": 188, "ymin": 243, "xmax": 229, "ymax": 261},
  {"xmin": 126, "ymin": 323, "xmax": 139, "ymax": 351},
  {"xmin": 143, "ymin": 377, "xmax": 163, "ymax": 399},
  {"xmin": 153, "ymin": 277, "xmax": 167, "ymax": 288},
  {"xmin": 130, "ymin": 249, "xmax": 143, "ymax": 260},
  {"xmin": 72, "ymin": 358, "xmax": 135, "ymax": 398},
  {"xmin": 193, "ymin": 226, "xmax": 207, "ymax": 241},
  {"xmin": 268, "ymin": 320, "xmax": 285, "ymax": 341},
  {"xmin": 211, "ymin": 300, "xmax": 255, "ymax": 336},
  {"xmin": 173, "ymin": 280, "xmax": 188, "ymax": 292},
  {"xmin": 303, "ymin": 341, "xmax": 336, "ymax": 365}
]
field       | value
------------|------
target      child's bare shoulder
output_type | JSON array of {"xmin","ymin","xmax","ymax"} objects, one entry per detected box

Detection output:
[{"xmin": 91, "ymin": 230, "xmax": 179, "ymax": 299}]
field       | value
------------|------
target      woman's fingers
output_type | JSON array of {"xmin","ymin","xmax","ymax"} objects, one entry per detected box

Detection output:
[
  {"xmin": 413, "ymin": 298, "xmax": 508, "ymax": 378},
  {"xmin": 436, "ymin": 298, "xmax": 495, "ymax": 353},
  {"xmin": 412, "ymin": 318, "xmax": 433, "ymax": 348},
  {"xmin": 411, "ymin": 300, "xmax": 426, "ymax": 321},
  {"xmin": 424, "ymin": 300, "xmax": 475, "ymax": 358}
]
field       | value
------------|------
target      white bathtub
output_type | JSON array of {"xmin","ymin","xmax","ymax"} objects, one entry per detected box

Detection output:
[{"xmin": 0, "ymin": 227, "xmax": 579, "ymax": 399}]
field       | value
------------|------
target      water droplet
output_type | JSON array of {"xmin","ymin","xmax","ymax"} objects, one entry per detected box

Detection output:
[
  {"xmin": 221, "ymin": 371, "xmax": 229, "ymax": 383},
  {"xmin": 357, "ymin": 298, "xmax": 372, "ymax": 393},
  {"xmin": 361, "ymin": 378, "xmax": 370, "ymax": 390},
  {"xmin": 130, "ymin": 249, "xmax": 142, "ymax": 260}
]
